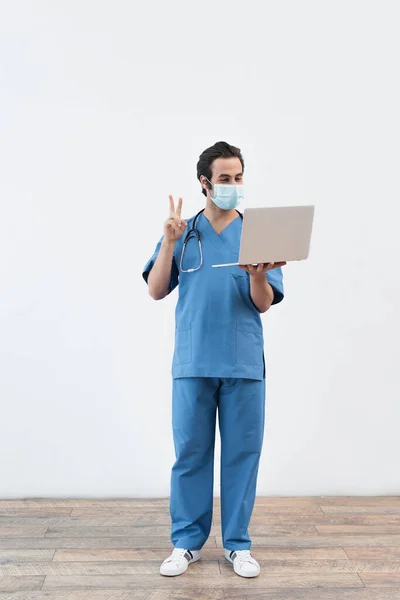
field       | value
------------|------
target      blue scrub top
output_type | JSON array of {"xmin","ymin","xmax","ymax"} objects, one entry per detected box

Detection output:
[{"xmin": 142, "ymin": 211, "xmax": 284, "ymax": 380}]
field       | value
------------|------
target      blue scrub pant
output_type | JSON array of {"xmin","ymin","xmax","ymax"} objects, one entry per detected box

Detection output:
[{"xmin": 169, "ymin": 377, "xmax": 266, "ymax": 551}]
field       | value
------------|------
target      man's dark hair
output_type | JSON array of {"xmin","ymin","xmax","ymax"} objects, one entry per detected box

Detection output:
[{"xmin": 196, "ymin": 141, "xmax": 245, "ymax": 198}]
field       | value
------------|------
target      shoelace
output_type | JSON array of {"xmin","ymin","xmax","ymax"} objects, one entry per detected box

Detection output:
[
  {"xmin": 233, "ymin": 549, "xmax": 255, "ymax": 566},
  {"xmin": 166, "ymin": 547, "xmax": 187, "ymax": 565}
]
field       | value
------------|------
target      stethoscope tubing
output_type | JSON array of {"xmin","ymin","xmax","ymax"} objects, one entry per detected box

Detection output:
[{"xmin": 180, "ymin": 208, "xmax": 243, "ymax": 273}]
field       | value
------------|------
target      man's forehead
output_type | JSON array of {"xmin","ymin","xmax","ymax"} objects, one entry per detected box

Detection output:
[
  {"xmin": 216, "ymin": 171, "xmax": 243, "ymax": 176},
  {"xmin": 211, "ymin": 157, "xmax": 242, "ymax": 177}
]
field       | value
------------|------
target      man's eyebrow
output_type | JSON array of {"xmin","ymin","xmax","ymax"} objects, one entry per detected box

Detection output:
[{"xmin": 218, "ymin": 172, "xmax": 243, "ymax": 177}]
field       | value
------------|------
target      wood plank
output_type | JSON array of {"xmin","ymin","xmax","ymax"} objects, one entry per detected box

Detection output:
[
  {"xmin": 54, "ymin": 548, "xmax": 214, "ymax": 562},
  {"xmin": 0, "ymin": 591, "xmax": 398, "ymax": 600},
  {"xmin": 360, "ymin": 573, "xmax": 400, "ymax": 587},
  {"xmin": 3, "ymin": 534, "xmax": 400, "ymax": 550},
  {"xmin": 44, "ymin": 524, "xmax": 317, "ymax": 538},
  {"xmin": 2, "ymin": 558, "xmax": 400, "ymax": 576},
  {"xmin": 0, "ymin": 534, "xmax": 400, "ymax": 549},
  {"xmin": 70, "ymin": 507, "xmax": 175, "ymax": 516},
  {"xmin": 0, "ymin": 508, "xmax": 72, "ymax": 517},
  {"xmin": 216, "ymin": 535, "xmax": 400, "ymax": 547},
  {"xmin": 0, "ymin": 526, "xmax": 48, "ymax": 538},
  {"xmin": 0, "ymin": 515, "xmax": 174, "ymax": 526},
  {"xmin": 0, "ymin": 590, "xmax": 226, "ymax": 600},
  {"xmin": 249, "ymin": 515, "xmax": 400, "ymax": 526},
  {"xmin": 12, "ymin": 513, "xmax": 400, "ymax": 526},
  {"xmin": 0, "ymin": 500, "xmax": 172, "ymax": 508},
  {"xmin": 315, "ymin": 498, "xmax": 400, "ymax": 507},
  {"xmin": 252, "ymin": 497, "xmax": 400, "ymax": 507},
  {"xmin": 0, "ymin": 497, "xmax": 398, "ymax": 509},
  {"xmin": 40, "ymin": 572, "xmax": 364, "ymax": 589},
  {"xmin": 52, "ymin": 546, "xmax": 348, "ymax": 562},
  {"xmin": 0, "ymin": 549, "xmax": 54, "ymax": 563},
  {"xmin": 0, "ymin": 536, "xmax": 218, "ymax": 549},
  {"xmin": 219, "ymin": 559, "xmax": 400, "ymax": 573},
  {"xmin": 70, "ymin": 505, "xmax": 326, "ymax": 516},
  {"xmin": 322, "ymin": 506, "xmax": 400, "ymax": 515},
  {"xmin": 0, "ymin": 576, "xmax": 44, "ymax": 591},
  {"xmin": 222, "ymin": 590, "xmax": 400, "ymax": 599},
  {"xmin": 344, "ymin": 547, "xmax": 400, "ymax": 560},
  {"xmin": 0, "ymin": 560, "xmax": 221, "ymax": 576},
  {"xmin": 316, "ymin": 526, "xmax": 400, "ymax": 535}
]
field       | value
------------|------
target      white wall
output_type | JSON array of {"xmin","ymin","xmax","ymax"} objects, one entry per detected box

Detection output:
[{"xmin": 1, "ymin": 0, "xmax": 399, "ymax": 498}]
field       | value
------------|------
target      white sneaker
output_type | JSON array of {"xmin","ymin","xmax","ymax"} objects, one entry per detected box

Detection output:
[
  {"xmin": 224, "ymin": 548, "xmax": 260, "ymax": 577},
  {"xmin": 160, "ymin": 547, "xmax": 201, "ymax": 576}
]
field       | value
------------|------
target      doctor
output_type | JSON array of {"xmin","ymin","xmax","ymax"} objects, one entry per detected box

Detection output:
[{"xmin": 142, "ymin": 141, "xmax": 285, "ymax": 578}]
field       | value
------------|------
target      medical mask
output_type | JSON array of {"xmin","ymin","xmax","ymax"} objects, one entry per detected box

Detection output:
[{"xmin": 205, "ymin": 176, "xmax": 244, "ymax": 210}]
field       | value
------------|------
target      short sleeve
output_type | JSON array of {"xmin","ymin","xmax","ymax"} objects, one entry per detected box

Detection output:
[
  {"xmin": 142, "ymin": 235, "xmax": 179, "ymax": 294},
  {"xmin": 266, "ymin": 266, "xmax": 284, "ymax": 305}
]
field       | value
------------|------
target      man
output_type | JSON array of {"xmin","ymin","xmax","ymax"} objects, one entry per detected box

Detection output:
[{"xmin": 142, "ymin": 141, "xmax": 285, "ymax": 578}]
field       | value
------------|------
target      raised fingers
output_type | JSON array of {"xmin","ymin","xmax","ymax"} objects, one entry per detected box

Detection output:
[
  {"xmin": 176, "ymin": 197, "xmax": 183, "ymax": 219},
  {"xmin": 169, "ymin": 195, "xmax": 175, "ymax": 217}
]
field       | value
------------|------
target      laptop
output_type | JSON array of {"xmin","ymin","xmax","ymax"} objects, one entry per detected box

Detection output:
[{"xmin": 212, "ymin": 205, "xmax": 315, "ymax": 267}]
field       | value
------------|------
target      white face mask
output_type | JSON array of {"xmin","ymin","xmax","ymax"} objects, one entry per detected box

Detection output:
[{"xmin": 204, "ymin": 176, "xmax": 244, "ymax": 210}]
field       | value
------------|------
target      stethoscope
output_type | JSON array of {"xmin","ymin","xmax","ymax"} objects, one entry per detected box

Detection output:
[{"xmin": 179, "ymin": 208, "xmax": 243, "ymax": 273}]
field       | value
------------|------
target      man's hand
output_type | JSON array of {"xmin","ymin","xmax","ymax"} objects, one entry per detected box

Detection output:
[
  {"xmin": 164, "ymin": 195, "xmax": 188, "ymax": 243},
  {"xmin": 239, "ymin": 262, "xmax": 287, "ymax": 278},
  {"xmin": 240, "ymin": 262, "xmax": 286, "ymax": 312}
]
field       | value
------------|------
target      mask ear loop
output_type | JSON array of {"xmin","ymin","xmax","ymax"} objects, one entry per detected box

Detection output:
[{"xmin": 203, "ymin": 175, "xmax": 214, "ymax": 200}]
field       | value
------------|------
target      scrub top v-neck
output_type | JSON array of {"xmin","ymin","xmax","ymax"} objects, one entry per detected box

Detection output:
[{"xmin": 142, "ymin": 211, "xmax": 284, "ymax": 380}]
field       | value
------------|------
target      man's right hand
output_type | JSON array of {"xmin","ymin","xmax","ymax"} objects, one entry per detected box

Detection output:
[{"xmin": 164, "ymin": 195, "xmax": 187, "ymax": 243}]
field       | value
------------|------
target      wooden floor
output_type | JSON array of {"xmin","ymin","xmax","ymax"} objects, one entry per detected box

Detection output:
[{"xmin": 1, "ymin": 497, "xmax": 400, "ymax": 599}]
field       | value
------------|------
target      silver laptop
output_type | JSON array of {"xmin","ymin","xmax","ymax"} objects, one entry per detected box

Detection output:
[{"xmin": 212, "ymin": 205, "xmax": 315, "ymax": 267}]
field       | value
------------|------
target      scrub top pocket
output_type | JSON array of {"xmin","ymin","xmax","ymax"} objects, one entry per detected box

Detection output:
[
  {"xmin": 230, "ymin": 263, "xmax": 254, "ymax": 309},
  {"xmin": 235, "ymin": 324, "xmax": 263, "ymax": 366}
]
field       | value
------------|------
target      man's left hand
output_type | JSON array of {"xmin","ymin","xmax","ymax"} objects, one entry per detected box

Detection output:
[{"xmin": 239, "ymin": 262, "xmax": 287, "ymax": 278}]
